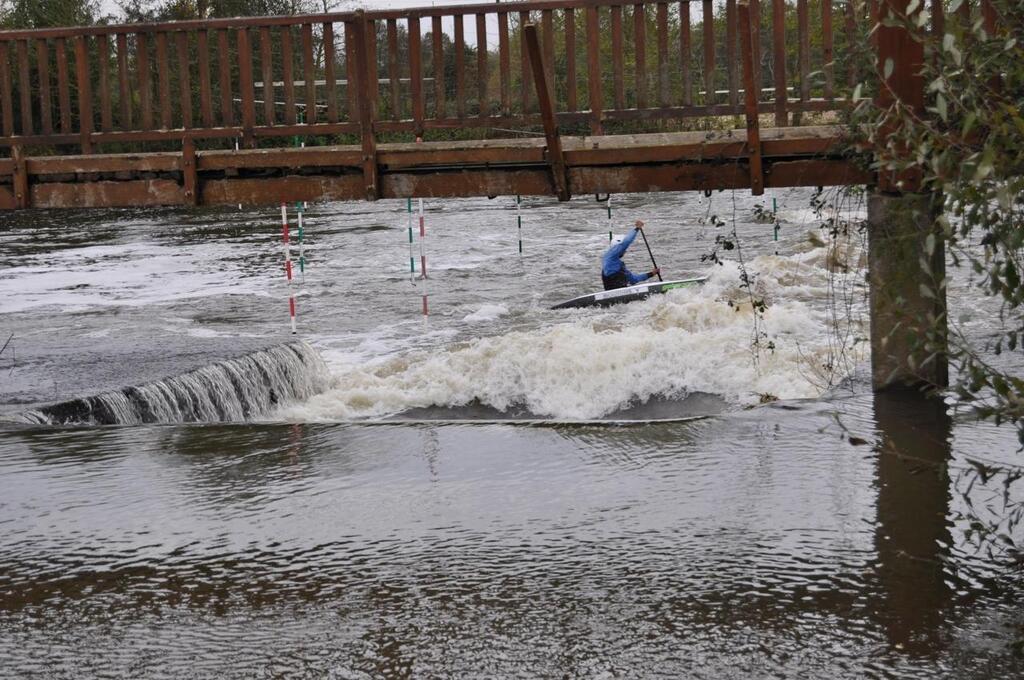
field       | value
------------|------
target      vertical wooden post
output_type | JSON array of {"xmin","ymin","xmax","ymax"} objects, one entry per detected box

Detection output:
[
  {"xmin": 198, "ymin": 30, "xmax": 214, "ymax": 128},
  {"xmin": 409, "ymin": 16, "xmax": 424, "ymax": 131},
  {"xmin": 565, "ymin": 8, "xmax": 578, "ymax": 111},
  {"xmin": 524, "ymin": 24, "xmax": 570, "ymax": 202},
  {"xmin": 155, "ymin": 32, "xmax": 172, "ymax": 130},
  {"xmin": 16, "ymin": 40, "xmax": 34, "ymax": 135},
  {"xmin": 37, "ymin": 38, "xmax": 53, "ymax": 135},
  {"xmin": 739, "ymin": 0, "xmax": 763, "ymax": 195},
  {"xmin": 136, "ymin": 34, "xmax": 152, "ymax": 131},
  {"xmin": 476, "ymin": 13, "xmax": 488, "ymax": 116},
  {"xmin": 0, "ymin": 42, "xmax": 13, "ymax": 138},
  {"xmin": 96, "ymin": 35, "xmax": 111, "ymax": 132},
  {"xmin": 703, "ymin": 0, "xmax": 716, "ymax": 106},
  {"xmin": 680, "ymin": 1, "xmax": 692, "ymax": 106},
  {"xmin": 353, "ymin": 11, "xmax": 379, "ymax": 201},
  {"xmin": 302, "ymin": 23, "xmax": 317, "ymax": 125},
  {"xmin": 237, "ymin": 28, "xmax": 255, "ymax": 147},
  {"xmin": 74, "ymin": 36, "xmax": 93, "ymax": 153},
  {"xmin": 217, "ymin": 29, "xmax": 233, "ymax": 126},
  {"xmin": 611, "ymin": 6, "xmax": 625, "ymax": 109},
  {"xmin": 11, "ymin": 144, "xmax": 29, "ymax": 209},
  {"xmin": 182, "ymin": 137, "xmax": 198, "ymax": 206},
  {"xmin": 634, "ymin": 3, "xmax": 648, "ymax": 109},
  {"xmin": 324, "ymin": 23, "xmax": 338, "ymax": 124},
  {"xmin": 771, "ymin": 0, "xmax": 788, "ymax": 125},
  {"xmin": 875, "ymin": 0, "xmax": 924, "ymax": 193},
  {"xmin": 585, "ymin": 5, "xmax": 603, "ymax": 135},
  {"xmin": 115, "ymin": 34, "xmax": 131, "ymax": 130},
  {"xmin": 497, "ymin": 12, "xmax": 510, "ymax": 116}
]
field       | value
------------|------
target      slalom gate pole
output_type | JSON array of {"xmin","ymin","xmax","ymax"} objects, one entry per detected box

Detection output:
[
  {"xmin": 296, "ymin": 201, "xmax": 306, "ymax": 282},
  {"xmin": 516, "ymin": 195, "xmax": 523, "ymax": 255},
  {"xmin": 772, "ymin": 197, "xmax": 779, "ymax": 242},
  {"xmin": 418, "ymin": 197, "xmax": 428, "ymax": 319},
  {"xmin": 407, "ymin": 198, "xmax": 416, "ymax": 282},
  {"xmin": 281, "ymin": 203, "xmax": 297, "ymax": 334}
]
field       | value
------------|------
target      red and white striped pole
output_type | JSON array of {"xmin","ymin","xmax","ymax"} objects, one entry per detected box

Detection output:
[
  {"xmin": 417, "ymin": 196, "xmax": 428, "ymax": 318},
  {"xmin": 281, "ymin": 203, "xmax": 297, "ymax": 334}
]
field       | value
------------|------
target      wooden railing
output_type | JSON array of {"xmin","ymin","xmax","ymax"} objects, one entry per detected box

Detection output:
[{"xmin": 0, "ymin": 0, "xmax": 885, "ymax": 155}]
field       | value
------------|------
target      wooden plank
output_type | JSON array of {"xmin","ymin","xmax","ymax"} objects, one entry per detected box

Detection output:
[
  {"xmin": 182, "ymin": 137, "xmax": 198, "ymax": 205},
  {"xmin": 409, "ymin": 16, "xmax": 424, "ymax": 130},
  {"xmin": 611, "ymin": 6, "xmax": 625, "ymax": 109},
  {"xmin": 726, "ymin": 0, "xmax": 738, "ymax": 108},
  {"xmin": 634, "ymin": 4, "xmax": 647, "ymax": 109},
  {"xmin": 367, "ymin": 20, "xmax": 378, "ymax": 118},
  {"xmin": 541, "ymin": 9, "xmax": 555, "ymax": 103},
  {"xmin": 155, "ymin": 32, "xmax": 171, "ymax": 129},
  {"xmin": 772, "ymin": 0, "xmax": 787, "ymax": 125},
  {"xmin": 931, "ymin": 0, "xmax": 943, "ymax": 35},
  {"xmin": 260, "ymin": 27, "xmax": 274, "ymax": 125},
  {"xmin": 454, "ymin": 13, "xmax": 465, "ymax": 118},
  {"xmin": 302, "ymin": 23, "xmax": 316, "ymax": 125},
  {"xmin": 657, "ymin": 2, "xmax": 669, "ymax": 107},
  {"xmin": 497, "ymin": 12, "xmax": 510, "ymax": 116},
  {"xmin": 353, "ymin": 12, "xmax": 379, "ymax": 200},
  {"xmin": 845, "ymin": 0, "xmax": 856, "ymax": 89},
  {"xmin": 74, "ymin": 37, "xmax": 93, "ymax": 152},
  {"xmin": 474, "ymin": 13, "xmax": 488, "ymax": 116},
  {"xmin": 822, "ymin": 0, "xmax": 833, "ymax": 99},
  {"xmin": 96, "ymin": 35, "xmax": 112, "ymax": 132},
  {"xmin": 520, "ymin": 11, "xmax": 532, "ymax": 113},
  {"xmin": 237, "ymin": 28, "xmax": 255, "ymax": 146},
  {"xmin": 200, "ymin": 146, "xmax": 361, "ymax": 170},
  {"xmin": 524, "ymin": 24, "xmax": 569, "ymax": 201},
  {"xmin": 702, "ymin": 0, "xmax": 715, "ymax": 105},
  {"xmin": 739, "ymin": 0, "xmax": 762, "ymax": 195},
  {"xmin": 876, "ymin": 0, "xmax": 925, "ymax": 192},
  {"xmin": 175, "ymin": 31, "xmax": 193, "ymax": 129},
  {"xmin": 432, "ymin": 16, "xmax": 446, "ymax": 119},
  {"xmin": 281, "ymin": 27, "xmax": 296, "ymax": 125},
  {"xmin": 324, "ymin": 23, "xmax": 338, "ymax": 123},
  {"xmin": 56, "ymin": 39, "xmax": 73, "ymax": 133},
  {"xmin": 12, "ymin": 144, "xmax": 28, "ymax": 208},
  {"xmin": 136, "ymin": 34, "xmax": 152, "ymax": 130},
  {"xmin": 37, "ymin": 39, "xmax": 53, "ymax": 135},
  {"xmin": 386, "ymin": 18, "xmax": 399, "ymax": 120},
  {"xmin": 565, "ymin": 8, "xmax": 577, "ymax": 111},
  {"xmin": 798, "ymin": 0, "xmax": 809, "ymax": 103},
  {"xmin": 29, "ymin": 152, "xmax": 181, "ymax": 174},
  {"xmin": 115, "ymin": 34, "xmax": 130, "ymax": 130},
  {"xmin": 751, "ymin": 0, "xmax": 761, "ymax": 97},
  {"xmin": 217, "ymin": 29, "xmax": 233, "ymax": 126},
  {"xmin": 585, "ymin": 5, "xmax": 603, "ymax": 134},
  {"xmin": 344, "ymin": 21, "xmax": 357, "ymax": 120},
  {"xmin": 16, "ymin": 40, "xmax": 33, "ymax": 135},
  {"xmin": 197, "ymin": 31, "xmax": 213, "ymax": 127},
  {"xmin": 32, "ymin": 179, "xmax": 185, "ymax": 209},
  {"xmin": 680, "ymin": 1, "xmax": 692, "ymax": 106}
]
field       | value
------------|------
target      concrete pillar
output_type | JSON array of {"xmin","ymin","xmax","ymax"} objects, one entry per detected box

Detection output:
[{"xmin": 867, "ymin": 190, "xmax": 948, "ymax": 391}]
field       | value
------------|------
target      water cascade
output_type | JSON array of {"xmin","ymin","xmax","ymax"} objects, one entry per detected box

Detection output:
[{"xmin": 19, "ymin": 342, "xmax": 329, "ymax": 426}]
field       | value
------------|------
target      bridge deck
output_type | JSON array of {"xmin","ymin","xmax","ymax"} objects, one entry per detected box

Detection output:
[{"xmin": 0, "ymin": 125, "xmax": 866, "ymax": 209}]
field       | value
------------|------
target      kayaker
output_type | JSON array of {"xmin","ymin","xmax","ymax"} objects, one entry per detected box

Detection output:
[{"xmin": 601, "ymin": 220, "xmax": 660, "ymax": 290}]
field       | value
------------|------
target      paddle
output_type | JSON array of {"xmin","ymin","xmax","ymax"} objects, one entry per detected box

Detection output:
[{"xmin": 636, "ymin": 221, "xmax": 663, "ymax": 282}]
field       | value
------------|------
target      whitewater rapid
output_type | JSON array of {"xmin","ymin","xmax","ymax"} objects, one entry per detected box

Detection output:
[{"xmin": 282, "ymin": 232, "xmax": 868, "ymax": 421}]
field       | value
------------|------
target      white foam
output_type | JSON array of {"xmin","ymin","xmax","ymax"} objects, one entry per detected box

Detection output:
[
  {"xmin": 463, "ymin": 304, "xmax": 509, "ymax": 322},
  {"xmin": 282, "ymin": 240, "xmax": 868, "ymax": 422}
]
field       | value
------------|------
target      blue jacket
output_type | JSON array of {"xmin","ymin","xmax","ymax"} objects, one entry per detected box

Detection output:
[{"xmin": 602, "ymin": 229, "xmax": 652, "ymax": 285}]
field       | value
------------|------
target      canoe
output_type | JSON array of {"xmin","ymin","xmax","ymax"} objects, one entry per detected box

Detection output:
[{"xmin": 550, "ymin": 276, "xmax": 708, "ymax": 310}]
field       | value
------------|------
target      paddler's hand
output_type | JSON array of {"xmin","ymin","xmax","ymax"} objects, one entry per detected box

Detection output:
[
  {"xmin": 650, "ymin": 267, "xmax": 660, "ymax": 278},
  {"xmin": 634, "ymin": 220, "xmax": 644, "ymax": 231}
]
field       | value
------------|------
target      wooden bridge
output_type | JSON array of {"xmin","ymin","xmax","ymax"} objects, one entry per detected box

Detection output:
[{"xmin": 0, "ymin": 0, "xmax": 902, "ymax": 209}]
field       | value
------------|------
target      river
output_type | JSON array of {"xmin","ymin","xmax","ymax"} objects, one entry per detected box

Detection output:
[{"xmin": 0, "ymin": 189, "xmax": 1021, "ymax": 677}]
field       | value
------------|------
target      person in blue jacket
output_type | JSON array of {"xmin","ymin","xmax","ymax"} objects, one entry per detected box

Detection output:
[{"xmin": 602, "ymin": 219, "xmax": 660, "ymax": 290}]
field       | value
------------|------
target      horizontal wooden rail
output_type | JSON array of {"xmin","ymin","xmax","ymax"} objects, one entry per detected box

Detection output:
[{"xmin": 0, "ymin": 0, "xmax": 885, "ymax": 161}]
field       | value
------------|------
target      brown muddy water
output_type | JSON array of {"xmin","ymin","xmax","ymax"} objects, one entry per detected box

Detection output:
[{"xmin": 0, "ymin": 190, "xmax": 1021, "ymax": 677}]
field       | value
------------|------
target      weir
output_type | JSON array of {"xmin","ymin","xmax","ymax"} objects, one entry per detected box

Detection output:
[
  {"xmin": 0, "ymin": 0, "xmax": 968, "ymax": 392},
  {"xmin": 17, "ymin": 342, "xmax": 330, "ymax": 426}
]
